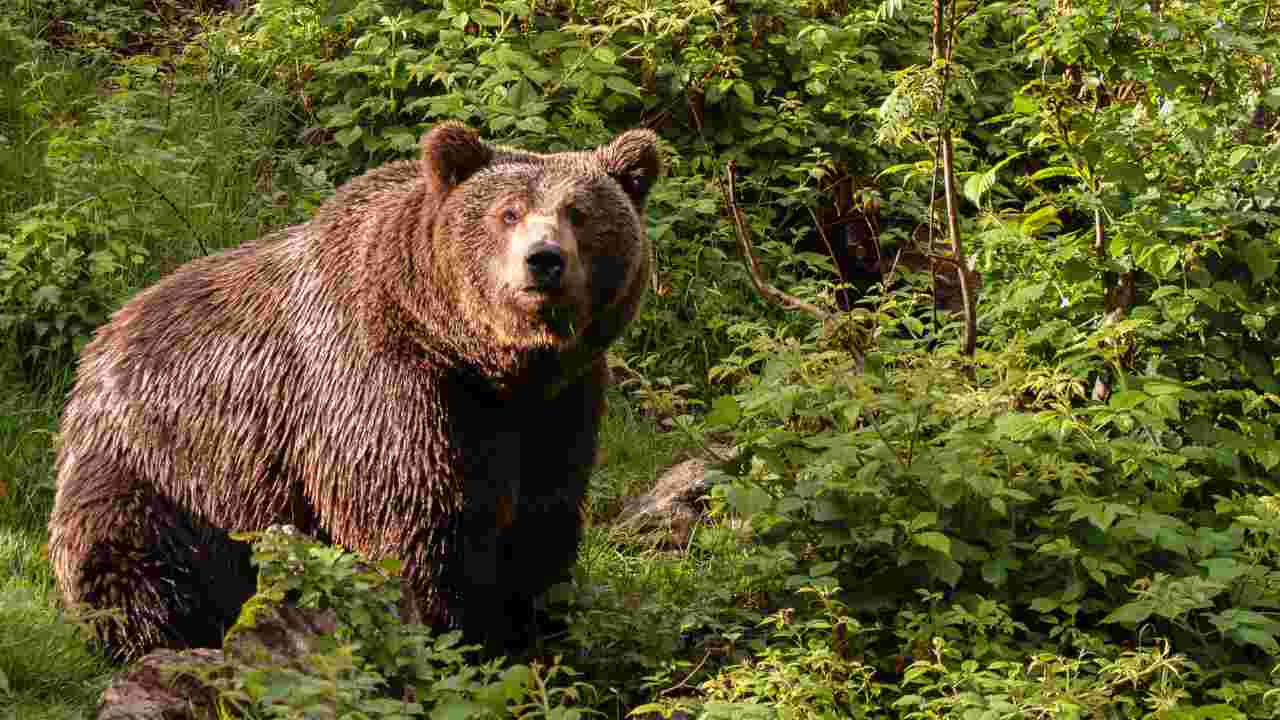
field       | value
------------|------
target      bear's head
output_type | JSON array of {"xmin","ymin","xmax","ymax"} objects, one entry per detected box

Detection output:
[{"xmin": 365, "ymin": 123, "xmax": 660, "ymax": 384}]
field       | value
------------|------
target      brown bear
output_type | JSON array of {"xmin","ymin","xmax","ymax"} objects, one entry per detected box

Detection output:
[{"xmin": 48, "ymin": 123, "xmax": 661, "ymax": 661}]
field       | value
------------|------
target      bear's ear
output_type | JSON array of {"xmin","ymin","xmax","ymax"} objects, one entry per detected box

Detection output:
[
  {"xmin": 420, "ymin": 123, "xmax": 493, "ymax": 196},
  {"xmin": 598, "ymin": 129, "xmax": 661, "ymax": 211}
]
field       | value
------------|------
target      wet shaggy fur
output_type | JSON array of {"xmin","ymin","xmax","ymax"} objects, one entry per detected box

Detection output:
[{"xmin": 48, "ymin": 123, "xmax": 661, "ymax": 661}]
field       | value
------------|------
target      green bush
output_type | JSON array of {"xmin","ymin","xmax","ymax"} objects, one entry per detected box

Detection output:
[
  {"xmin": 703, "ymin": 301, "xmax": 1280, "ymax": 712},
  {"xmin": 215, "ymin": 529, "xmax": 596, "ymax": 719}
]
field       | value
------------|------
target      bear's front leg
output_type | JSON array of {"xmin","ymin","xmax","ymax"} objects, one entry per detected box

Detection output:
[
  {"xmin": 452, "ymin": 424, "xmax": 525, "ymax": 656},
  {"xmin": 499, "ymin": 360, "xmax": 608, "ymax": 648}
]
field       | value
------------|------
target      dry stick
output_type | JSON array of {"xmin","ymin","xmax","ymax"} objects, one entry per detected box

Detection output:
[
  {"xmin": 659, "ymin": 650, "xmax": 713, "ymax": 697},
  {"xmin": 719, "ymin": 161, "xmax": 831, "ymax": 323}
]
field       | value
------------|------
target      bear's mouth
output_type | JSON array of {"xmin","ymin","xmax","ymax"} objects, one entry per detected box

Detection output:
[
  {"xmin": 514, "ymin": 285, "xmax": 572, "ymax": 308},
  {"xmin": 506, "ymin": 288, "xmax": 582, "ymax": 340}
]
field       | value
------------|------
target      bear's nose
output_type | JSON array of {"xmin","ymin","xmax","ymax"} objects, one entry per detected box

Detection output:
[{"xmin": 525, "ymin": 242, "xmax": 565, "ymax": 289}]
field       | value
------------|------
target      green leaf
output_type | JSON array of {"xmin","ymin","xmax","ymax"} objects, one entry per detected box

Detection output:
[
  {"xmin": 1105, "ymin": 161, "xmax": 1147, "ymax": 190},
  {"xmin": 1021, "ymin": 206, "xmax": 1060, "ymax": 236},
  {"xmin": 1255, "ymin": 443, "xmax": 1280, "ymax": 471},
  {"xmin": 993, "ymin": 412, "xmax": 1040, "ymax": 441},
  {"xmin": 1029, "ymin": 166, "xmax": 1077, "ymax": 183},
  {"xmin": 593, "ymin": 46, "xmax": 617, "ymax": 64},
  {"xmin": 855, "ymin": 459, "xmax": 883, "ymax": 485},
  {"xmin": 432, "ymin": 699, "xmax": 488, "ymax": 720},
  {"xmin": 1227, "ymin": 146, "xmax": 1252, "ymax": 168},
  {"xmin": 1210, "ymin": 609, "xmax": 1280, "ymax": 653},
  {"xmin": 809, "ymin": 560, "xmax": 839, "ymax": 577},
  {"xmin": 1012, "ymin": 93, "xmax": 1039, "ymax": 115},
  {"xmin": 472, "ymin": 8, "xmax": 501, "ymax": 26},
  {"xmin": 603, "ymin": 75, "xmax": 641, "ymax": 97},
  {"xmin": 1162, "ymin": 706, "xmax": 1247, "ymax": 720},
  {"xmin": 913, "ymin": 531, "xmax": 952, "ymax": 556},
  {"xmin": 723, "ymin": 483, "xmax": 772, "ymax": 517},
  {"xmin": 334, "ymin": 125, "xmax": 363, "ymax": 147},
  {"xmin": 1029, "ymin": 597, "xmax": 1058, "ymax": 613},
  {"xmin": 1144, "ymin": 381, "xmax": 1188, "ymax": 397},
  {"xmin": 982, "ymin": 558, "xmax": 1009, "ymax": 586},
  {"xmin": 1188, "ymin": 287, "xmax": 1222, "ymax": 310},
  {"xmin": 1199, "ymin": 558, "xmax": 1246, "ymax": 582},
  {"xmin": 1058, "ymin": 497, "xmax": 1136, "ymax": 532},
  {"xmin": 963, "ymin": 169, "xmax": 997, "ymax": 207},
  {"xmin": 1242, "ymin": 239, "xmax": 1277, "ymax": 284},
  {"xmin": 31, "ymin": 285, "xmax": 61, "ymax": 308},
  {"xmin": 1009, "ymin": 281, "xmax": 1047, "ymax": 305},
  {"xmin": 1109, "ymin": 390, "xmax": 1148, "ymax": 410},
  {"xmin": 1102, "ymin": 600, "xmax": 1154, "ymax": 625},
  {"xmin": 706, "ymin": 395, "xmax": 741, "ymax": 427},
  {"xmin": 910, "ymin": 511, "xmax": 939, "ymax": 531},
  {"xmin": 928, "ymin": 555, "xmax": 963, "ymax": 587},
  {"xmin": 517, "ymin": 116, "xmax": 548, "ymax": 134}
]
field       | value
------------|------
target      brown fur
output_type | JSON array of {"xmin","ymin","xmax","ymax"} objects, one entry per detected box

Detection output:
[{"xmin": 48, "ymin": 123, "xmax": 661, "ymax": 661}]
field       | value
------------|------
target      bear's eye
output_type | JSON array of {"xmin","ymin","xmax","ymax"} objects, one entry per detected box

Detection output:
[
  {"xmin": 565, "ymin": 205, "xmax": 587, "ymax": 227},
  {"xmin": 501, "ymin": 208, "xmax": 522, "ymax": 226}
]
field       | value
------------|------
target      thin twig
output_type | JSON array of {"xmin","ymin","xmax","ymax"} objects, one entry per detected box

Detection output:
[
  {"xmin": 659, "ymin": 650, "xmax": 713, "ymax": 697},
  {"xmin": 719, "ymin": 161, "xmax": 831, "ymax": 323},
  {"xmin": 122, "ymin": 161, "xmax": 210, "ymax": 256},
  {"xmin": 883, "ymin": 246, "xmax": 906, "ymax": 288},
  {"xmin": 807, "ymin": 206, "xmax": 850, "ymax": 290}
]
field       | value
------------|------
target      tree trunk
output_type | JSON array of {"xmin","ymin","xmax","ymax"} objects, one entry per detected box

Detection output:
[{"xmin": 933, "ymin": 0, "xmax": 978, "ymax": 359}]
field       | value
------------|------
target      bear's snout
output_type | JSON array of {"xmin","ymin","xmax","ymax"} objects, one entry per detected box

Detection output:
[
  {"xmin": 525, "ymin": 242, "xmax": 566, "ymax": 289},
  {"xmin": 503, "ymin": 211, "xmax": 580, "ymax": 298}
]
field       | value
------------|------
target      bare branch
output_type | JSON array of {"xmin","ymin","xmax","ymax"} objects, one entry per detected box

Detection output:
[{"xmin": 719, "ymin": 161, "xmax": 831, "ymax": 323}]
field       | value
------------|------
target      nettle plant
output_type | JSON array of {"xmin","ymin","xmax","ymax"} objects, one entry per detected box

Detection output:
[{"xmin": 970, "ymin": 0, "xmax": 1280, "ymax": 394}]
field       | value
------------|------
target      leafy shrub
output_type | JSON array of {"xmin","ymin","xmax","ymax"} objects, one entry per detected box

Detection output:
[
  {"xmin": 701, "ymin": 289, "xmax": 1280, "ymax": 710},
  {"xmin": 0, "ymin": 201, "xmax": 141, "ymax": 368},
  {"xmin": 215, "ymin": 528, "xmax": 595, "ymax": 719}
]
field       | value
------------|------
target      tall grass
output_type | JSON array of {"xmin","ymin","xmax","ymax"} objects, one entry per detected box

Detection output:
[
  {"xmin": 0, "ymin": 373, "xmax": 109, "ymax": 717},
  {"xmin": 1, "ymin": 1, "xmax": 333, "ymax": 381}
]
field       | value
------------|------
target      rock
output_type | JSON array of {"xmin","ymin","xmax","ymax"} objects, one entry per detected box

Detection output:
[
  {"xmin": 95, "ymin": 604, "xmax": 338, "ymax": 720},
  {"xmin": 96, "ymin": 648, "xmax": 224, "ymax": 720},
  {"xmin": 615, "ymin": 448, "xmax": 734, "ymax": 548},
  {"xmin": 224, "ymin": 602, "xmax": 339, "ymax": 670}
]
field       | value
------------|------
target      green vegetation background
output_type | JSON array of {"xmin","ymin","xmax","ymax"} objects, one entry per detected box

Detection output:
[{"xmin": 1, "ymin": 0, "xmax": 1279, "ymax": 717}]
